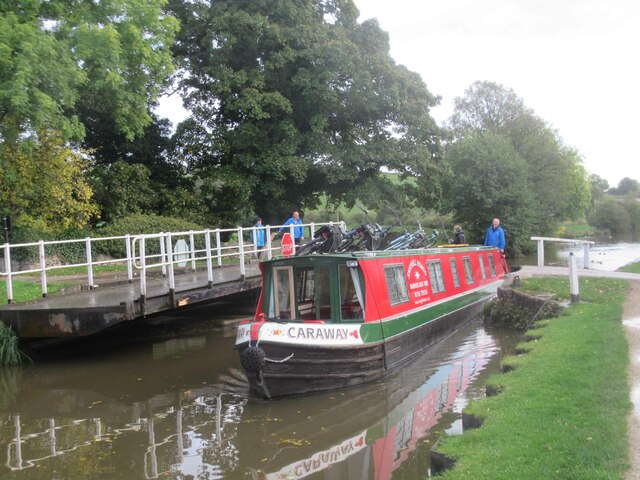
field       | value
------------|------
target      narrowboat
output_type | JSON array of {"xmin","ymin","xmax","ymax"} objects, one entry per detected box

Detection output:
[{"xmin": 235, "ymin": 245, "xmax": 508, "ymax": 398}]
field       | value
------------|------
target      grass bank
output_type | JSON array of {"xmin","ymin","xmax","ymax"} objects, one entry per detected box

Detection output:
[
  {"xmin": 435, "ymin": 277, "xmax": 631, "ymax": 479},
  {"xmin": 619, "ymin": 261, "xmax": 640, "ymax": 274},
  {"xmin": 0, "ymin": 279, "xmax": 72, "ymax": 304}
]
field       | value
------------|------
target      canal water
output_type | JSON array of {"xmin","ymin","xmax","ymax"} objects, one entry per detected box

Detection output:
[
  {"xmin": 1, "ymin": 240, "xmax": 637, "ymax": 479},
  {"xmin": 0, "ymin": 302, "xmax": 522, "ymax": 479}
]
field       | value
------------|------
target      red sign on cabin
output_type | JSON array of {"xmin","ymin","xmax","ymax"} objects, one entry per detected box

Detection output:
[{"xmin": 281, "ymin": 232, "xmax": 294, "ymax": 256}]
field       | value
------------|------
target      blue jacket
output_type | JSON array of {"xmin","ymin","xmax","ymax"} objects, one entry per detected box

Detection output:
[
  {"xmin": 280, "ymin": 217, "xmax": 304, "ymax": 239},
  {"xmin": 253, "ymin": 224, "xmax": 265, "ymax": 247},
  {"xmin": 484, "ymin": 226, "xmax": 505, "ymax": 250}
]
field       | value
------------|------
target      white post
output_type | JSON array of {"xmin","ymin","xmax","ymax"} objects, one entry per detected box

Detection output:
[
  {"xmin": 537, "ymin": 239, "xmax": 545, "ymax": 267},
  {"xmin": 125, "ymin": 234, "xmax": 133, "ymax": 283},
  {"xmin": 39, "ymin": 240, "xmax": 48, "ymax": 297},
  {"xmin": 266, "ymin": 225, "xmax": 273, "ymax": 260},
  {"xmin": 4, "ymin": 243, "xmax": 13, "ymax": 303},
  {"xmin": 205, "ymin": 229, "xmax": 213, "ymax": 287},
  {"xmin": 583, "ymin": 243, "xmax": 590, "ymax": 270},
  {"xmin": 569, "ymin": 252, "xmax": 579, "ymax": 304},
  {"xmin": 165, "ymin": 233, "xmax": 175, "ymax": 292},
  {"xmin": 215, "ymin": 230, "xmax": 222, "ymax": 267},
  {"xmin": 189, "ymin": 230, "xmax": 196, "ymax": 271},
  {"xmin": 289, "ymin": 224, "xmax": 296, "ymax": 255},
  {"xmin": 238, "ymin": 227, "xmax": 246, "ymax": 280},
  {"xmin": 139, "ymin": 236, "xmax": 147, "ymax": 301},
  {"xmin": 160, "ymin": 232, "xmax": 167, "ymax": 276},
  {"xmin": 86, "ymin": 237, "xmax": 95, "ymax": 289}
]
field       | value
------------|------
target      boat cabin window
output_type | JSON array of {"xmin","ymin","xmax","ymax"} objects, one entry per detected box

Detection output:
[
  {"xmin": 296, "ymin": 267, "xmax": 331, "ymax": 320},
  {"xmin": 449, "ymin": 258, "xmax": 460, "ymax": 288},
  {"xmin": 462, "ymin": 257, "xmax": 474, "ymax": 284},
  {"xmin": 488, "ymin": 255, "xmax": 497, "ymax": 277},
  {"xmin": 427, "ymin": 260, "xmax": 446, "ymax": 293},
  {"xmin": 339, "ymin": 265, "xmax": 364, "ymax": 321},
  {"xmin": 272, "ymin": 267, "xmax": 295, "ymax": 320},
  {"xmin": 384, "ymin": 264, "xmax": 409, "ymax": 306},
  {"xmin": 479, "ymin": 255, "xmax": 487, "ymax": 279}
]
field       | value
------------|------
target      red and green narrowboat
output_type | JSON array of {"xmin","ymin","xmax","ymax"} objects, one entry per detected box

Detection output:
[{"xmin": 235, "ymin": 245, "xmax": 508, "ymax": 398}]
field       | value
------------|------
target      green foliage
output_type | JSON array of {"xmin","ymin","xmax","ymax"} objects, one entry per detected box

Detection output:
[
  {"xmin": 437, "ymin": 277, "xmax": 630, "ymax": 479},
  {"xmin": 95, "ymin": 213, "xmax": 207, "ymax": 258},
  {"xmin": 169, "ymin": 0, "xmax": 441, "ymax": 224},
  {"xmin": 0, "ymin": 131, "xmax": 99, "ymax": 234},
  {"xmin": 588, "ymin": 196, "xmax": 634, "ymax": 235},
  {"xmin": 0, "ymin": 322, "xmax": 22, "ymax": 366},
  {"xmin": 442, "ymin": 81, "xmax": 591, "ymax": 253},
  {"xmin": 0, "ymin": 0, "xmax": 178, "ymax": 144},
  {"xmin": 440, "ymin": 132, "xmax": 535, "ymax": 255}
]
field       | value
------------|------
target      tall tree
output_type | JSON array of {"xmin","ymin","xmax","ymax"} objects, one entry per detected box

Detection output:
[
  {"xmin": 441, "ymin": 132, "xmax": 535, "ymax": 255},
  {"xmin": 169, "ymin": 0, "xmax": 441, "ymax": 224},
  {"xmin": 444, "ymin": 81, "xmax": 590, "ymax": 244},
  {"xmin": 0, "ymin": 0, "xmax": 178, "ymax": 230}
]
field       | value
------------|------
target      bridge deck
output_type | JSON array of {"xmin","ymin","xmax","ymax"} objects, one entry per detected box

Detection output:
[{"xmin": 0, "ymin": 263, "xmax": 261, "ymax": 338}]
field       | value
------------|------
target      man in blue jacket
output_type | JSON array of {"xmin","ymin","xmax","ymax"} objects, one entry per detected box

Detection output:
[
  {"xmin": 280, "ymin": 210, "xmax": 305, "ymax": 245},
  {"xmin": 484, "ymin": 218, "xmax": 506, "ymax": 253}
]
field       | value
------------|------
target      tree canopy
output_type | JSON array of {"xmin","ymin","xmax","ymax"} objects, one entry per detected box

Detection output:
[
  {"xmin": 441, "ymin": 81, "xmax": 591, "ymax": 253},
  {"xmin": 168, "ymin": 0, "xmax": 442, "ymax": 224}
]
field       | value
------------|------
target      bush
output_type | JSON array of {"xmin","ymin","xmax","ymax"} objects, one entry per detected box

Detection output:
[{"xmin": 8, "ymin": 223, "xmax": 91, "ymax": 264}]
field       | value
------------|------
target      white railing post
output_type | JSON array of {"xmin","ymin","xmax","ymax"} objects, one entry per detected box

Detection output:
[
  {"xmin": 536, "ymin": 239, "xmax": 545, "ymax": 267},
  {"xmin": 125, "ymin": 234, "xmax": 133, "ymax": 283},
  {"xmin": 165, "ymin": 233, "xmax": 175, "ymax": 304},
  {"xmin": 3, "ymin": 243, "xmax": 13, "ymax": 303},
  {"xmin": 310, "ymin": 222, "xmax": 316, "ymax": 238},
  {"xmin": 289, "ymin": 224, "xmax": 296, "ymax": 254},
  {"xmin": 238, "ymin": 227, "xmax": 246, "ymax": 280},
  {"xmin": 86, "ymin": 237, "xmax": 94, "ymax": 289},
  {"xmin": 139, "ymin": 236, "xmax": 147, "ymax": 302},
  {"xmin": 583, "ymin": 243, "xmax": 590, "ymax": 269},
  {"xmin": 569, "ymin": 252, "xmax": 579, "ymax": 303},
  {"xmin": 189, "ymin": 230, "xmax": 196, "ymax": 271},
  {"xmin": 266, "ymin": 225, "xmax": 273, "ymax": 260},
  {"xmin": 39, "ymin": 240, "xmax": 48, "ymax": 297},
  {"xmin": 205, "ymin": 229, "xmax": 213, "ymax": 287},
  {"xmin": 159, "ymin": 232, "xmax": 167, "ymax": 277},
  {"xmin": 215, "ymin": 230, "xmax": 222, "ymax": 267}
]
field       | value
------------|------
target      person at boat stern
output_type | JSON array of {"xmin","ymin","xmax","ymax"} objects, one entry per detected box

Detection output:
[
  {"xmin": 484, "ymin": 218, "xmax": 505, "ymax": 253},
  {"xmin": 452, "ymin": 225, "xmax": 466, "ymax": 244},
  {"xmin": 280, "ymin": 210, "xmax": 305, "ymax": 245}
]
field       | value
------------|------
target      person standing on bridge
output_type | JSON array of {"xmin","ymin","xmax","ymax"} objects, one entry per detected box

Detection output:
[
  {"xmin": 280, "ymin": 210, "xmax": 305, "ymax": 245},
  {"xmin": 484, "ymin": 218, "xmax": 505, "ymax": 253},
  {"xmin": 253, "ymin": 217, "xmax": 265, "ymax": 259}
]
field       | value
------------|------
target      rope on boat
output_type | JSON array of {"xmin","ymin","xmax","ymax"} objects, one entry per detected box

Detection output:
[{"xmin": 265, "ymin": 353, "xmax": 294, "ymax": 363}]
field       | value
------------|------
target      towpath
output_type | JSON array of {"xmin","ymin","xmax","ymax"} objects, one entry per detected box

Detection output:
[{"xmin": 515, "ymin": 266, "xmax": 640, "ymax": 479}]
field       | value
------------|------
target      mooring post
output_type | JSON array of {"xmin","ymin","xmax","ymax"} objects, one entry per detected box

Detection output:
[
  {"xmin": 569, "ymin": 252, "xmax": 579, "ymax": 303},
  {"xmin": 537, "ymin": 238, "xmax": 545, "ymax": 267}
]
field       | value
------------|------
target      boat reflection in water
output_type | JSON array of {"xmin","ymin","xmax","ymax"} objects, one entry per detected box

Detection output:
[
  {"xmin": 1, "ymin": 318, "xmax": 507, "ymax": 479},
  {"xmin": 240, "ymin": 318, "xmax": 500, "ymax": 479}
]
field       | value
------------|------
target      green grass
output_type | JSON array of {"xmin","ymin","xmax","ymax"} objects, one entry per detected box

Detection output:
[
  {"xmin": 0, "ymin": 279, "xmax": 73, "ymax": 304},
  {"xmin": 555, "ymin": 222, "xmax": 596, "ymax": 238},
  {"xmin": 435, "ymin": 277, "xmax": 631, "ymax": 479},
  {"xmin": 618, "ymin": 261, "xmax": 640, "ymax": 274}
]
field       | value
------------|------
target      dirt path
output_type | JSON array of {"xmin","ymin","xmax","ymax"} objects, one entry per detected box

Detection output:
[{"xmin": 624, "ymin": 281, "xmax": 640, "ymax": 480}]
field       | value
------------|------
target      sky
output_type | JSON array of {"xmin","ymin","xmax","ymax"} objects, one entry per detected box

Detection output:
[
  {"xmin": 157, "ymin": 0, "xmax": 640, "ymax": 188},
  {"xmin": 353, "ymin": 0, "xmax": 639, "ymax": 187}
]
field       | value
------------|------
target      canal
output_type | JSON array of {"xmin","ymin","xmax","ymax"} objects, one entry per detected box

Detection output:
[
  {"xmin": 1, "ymin": 240, "xmax": 637, "ymax": 479},
  {"xmin": 0, "ymin": 300, "xmax": 523, "ymax": 479}
]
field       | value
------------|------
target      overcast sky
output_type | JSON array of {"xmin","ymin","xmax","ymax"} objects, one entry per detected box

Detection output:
[
  {"xmin": 157, "ymin": 0, "xmax": 639, "ymax": 187},
  {"xmin": 354, "ymin": 0, "xmax": 639, "ymax": 187}
]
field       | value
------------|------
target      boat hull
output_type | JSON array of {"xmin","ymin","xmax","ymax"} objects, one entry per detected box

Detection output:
[{"xmin": 238, "ymin": 290, "xmax": 493, "ymax": 398}]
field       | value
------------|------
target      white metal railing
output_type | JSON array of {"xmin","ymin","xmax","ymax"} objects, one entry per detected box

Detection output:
[
  {"xmin": 530, "ymin": 236, "xmax": 595, "ymax": 269},
  {"xmin": 0, "ymin": 222, "xmax": 336, "ymax": 304}
]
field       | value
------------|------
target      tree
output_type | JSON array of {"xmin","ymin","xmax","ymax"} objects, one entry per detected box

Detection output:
[
  {"xmin": 0, "ymin": 0, "xmax": 178, "ymax": 144},
  {"xmin": 169, "ymin": 0, "xmax": 441, "ymax": 224},
  {"xmin": 612, "ymin": 177, "xmax": 640, "ymax": 196},
  {"xmin": 0, "ymin": 131, "xmax": 98, "ymax": 235},
  {"xmin": 444, "ymin": 81, "xmax": 590, "ymax": 246},
  {"xmin": 440, "ymin": 132, "xmax": 535, "ymax": 256}
]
